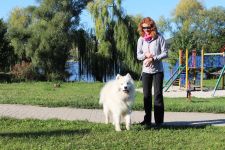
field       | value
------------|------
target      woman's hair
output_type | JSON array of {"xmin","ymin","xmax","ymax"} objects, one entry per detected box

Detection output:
[{"xmin": 138, "ymin": 17, "xmax": 158, "ymax": 38}]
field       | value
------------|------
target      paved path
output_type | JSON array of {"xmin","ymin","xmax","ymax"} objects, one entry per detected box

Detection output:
[
  {"xmin": 136, "ymin": 87, "xmax": 225, "ymax": 98},
  {"xmin": 0, "ymin": 104, "xmax": 225, "ymax": 126}
]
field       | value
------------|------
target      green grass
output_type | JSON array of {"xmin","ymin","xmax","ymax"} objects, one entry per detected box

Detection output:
[
  {"xmin": 0, "ymin": 82, "xmax": 225, "ymax": 113},
  {"xmin": 0, "ymin": 82, "xmax": 224, "ymax": 149},
  {"xmin": 0, "ymin": 82, "xmax": 102, "ymax": 108},
  {"xmin": 0, "ymin": 118, "xmax": 225, "ymax": 150},
  {"xmin": 139, "ymin": 78, "xmax": 223, "ymax": 89},
  {"xmin": 203, "ymin": 79, "xmax": 224, "ymax": 89}
]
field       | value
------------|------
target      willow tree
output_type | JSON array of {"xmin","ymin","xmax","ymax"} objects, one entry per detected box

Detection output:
[
  {"xmin": 87, "ymin": 0, "xmax": 141, "ymax": 81},
  {"xmin": 113, "ymin": 14, "xmax": 142, "ymax": 77},
  {"xmin": 7, "ymin": 7, "xmax": 33, "ymax": 62}
]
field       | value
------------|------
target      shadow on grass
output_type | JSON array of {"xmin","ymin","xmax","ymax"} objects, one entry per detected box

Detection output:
[
  {"xmin": 0, "ymin": 129, "xmax": 90, "ymax": 138},
  {"xmin": 133, "ymin": 119, "xmax": 225, "ymax": 130},
  {"xmin": 190, "ymin": 100, "xmax": 210, "ymax": 103},
  {"xmin": 165, "ymin": 119, "xmax": 225, "ymax": 127},
  {"xmin": 133, "ymin": 124, "xmax": 208, "ymax": 131}
]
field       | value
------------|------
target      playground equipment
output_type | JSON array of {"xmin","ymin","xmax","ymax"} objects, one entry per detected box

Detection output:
[
  {"xmin": 163, "ymin": 64, "xmax": 185, "ymax": 92},
  {"xmin": 163, "ymin": 49, "xmax": 199, "ymax": 92},
  {"xmin": 163, "ymin": 50, "xmax": 186, "ymax": 92},
  {"xmin": 164, "ymin": 48, "xmax": 225, "ymax": 96},
  {"xmin": 185, "ymin": 49, "xmax": 201, "ymax": 90},
  {"xmin": 202, "ymin": 50, "xmax": 225, "ymax": 96}
]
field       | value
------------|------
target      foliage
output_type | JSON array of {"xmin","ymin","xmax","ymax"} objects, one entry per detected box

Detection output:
[
  {"xmin": 172, "ymin": 0, "xmax": 204, "ymax": 23},
  {"xmin": 113, "ymin": 15, "xmax": 142, "ymax": 76},
  {"xmin": 159, "ymin": 0, "xmax": 225, "ymax": 66},
  {"xmin": 71, "ymin": 28, "xmax": 106, "ymax": 81},
  {"xmin": 10, "ymin": 61, "xmax": 39, "ymax": 81},
  {"xmin": 7, "ymin": 7, "xmax": 33, "ymax": 62},
  {"xmin": 0, "ymin": 73, "xmax": 12, "ymax": 83},
  {"xmin": 166, "ymin": 0, "xmax": 203, "ymax": 66},
  {"xmin": 86, "ymin": 0, "xmax": 225, "ymax": 76},
  {"xmin": 7, "ymin": 0, "xmax": 89, "ymax": 81},
  {"xmin": 3, "ymin": 0, "xmax": 225, "ymax": 81},
  {"xmin": 0, "ymin": 82, "xmax": 225, "ymax": 113},
  {"xmin": 156, "ymin": 16, "xmax": 172, "ymax": 37},
  {"xmin": 0, "ymin": 19, "xmax": 14, "ymax": 72},
  {"xmin": 87, "ymin": 0, "xmax": 142, "ymax": 81},
  {"xmin": 194, "ymin": 7, "xmax": 225, "ymax": 52}
]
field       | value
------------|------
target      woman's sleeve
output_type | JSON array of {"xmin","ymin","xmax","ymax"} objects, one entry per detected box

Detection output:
[
  {"xmin": 137, "ymin": 37, "xmax": 145, "ymax": 60},
  {"xmin": 153, "ymin": 36, "xmax": 168, "ymax": 61}
]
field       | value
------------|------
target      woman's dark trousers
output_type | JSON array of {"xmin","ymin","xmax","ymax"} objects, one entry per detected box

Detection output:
[{"xmin": 142, "ymin": 72, "xmax": 164, "ymax": 124}]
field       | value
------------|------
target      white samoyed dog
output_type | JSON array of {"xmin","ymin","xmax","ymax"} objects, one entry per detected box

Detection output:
[{"xmin": 99, "ymin": 73, "xmax": 135, "ymax": 131}]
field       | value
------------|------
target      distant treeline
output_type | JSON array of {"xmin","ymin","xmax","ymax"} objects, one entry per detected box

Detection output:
[{"xmin": 0, "ymin": 0, "xmax": 225, "ymax": 82}]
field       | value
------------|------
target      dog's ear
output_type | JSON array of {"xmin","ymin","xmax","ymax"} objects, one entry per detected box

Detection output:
[
  {"xmin": 126, "ymin": 73, "xmax": 134, "ymax": 83},
  {"xmin": 116, "ymin": 74, "xmax": 121, "ymax": 80},
  {"xmin": 126, "ymin": 73, "xmax": 132, "ymax": 79}
]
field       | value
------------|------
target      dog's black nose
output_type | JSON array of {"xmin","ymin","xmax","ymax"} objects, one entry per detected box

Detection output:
[{"xmin": 124, "ymin": 86, "xmax": 127, "ymax": 89}]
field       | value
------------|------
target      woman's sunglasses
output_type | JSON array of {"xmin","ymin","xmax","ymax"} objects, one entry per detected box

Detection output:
[{"xmin": 142, "ymin": 27, "xmax": 151, "ymax": 30}]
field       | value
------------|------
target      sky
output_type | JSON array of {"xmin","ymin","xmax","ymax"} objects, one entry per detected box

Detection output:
[{"xmin": 1, "ymin": 0, "xmax": 225, "ymax": 29}]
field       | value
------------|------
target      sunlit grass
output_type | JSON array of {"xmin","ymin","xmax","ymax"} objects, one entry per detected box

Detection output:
[
  {"xmin": 0, "ymin": 118, "xmax": 225, "ymax": 149},
  {"xmin": 0, "ymin": 82, "xmax": 225, "ymax": 113}
]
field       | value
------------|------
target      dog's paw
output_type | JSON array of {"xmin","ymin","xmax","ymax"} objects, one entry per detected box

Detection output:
[
  {"xmin": 115, "ymin": 128, "xmax": 122, "ymax": 132},
  {"xmin": 126, "ymin": 126, "xmax": 130, "ymax": 130}
]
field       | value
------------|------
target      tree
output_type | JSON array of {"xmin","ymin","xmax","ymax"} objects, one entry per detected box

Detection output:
[
  {"xmin": 156, "ymin": 16, "xmax": 172, "ymax": 37},
  {"xmin": 7, "ymin": 7, "xmax": 33, "ymax": 62},
  {"xmin": 0, "ymin": 19, "xmax": 14, "ymax": 72},
  {"xmin": 172, "ymin": 0, "xmax": 204, "ymax": 25},
  {"xmin": 86, "ymin": 0, "xmax": 142, "ymax": 81},
  {"xmin": 160, "ymin": 0, "xmax": 225, "ymax": 66},
  {"xmin": 164, "ymin": 0, "xmax": 204, "ymax": 66},
  {"xmin": 193, "ymin": 6, "xmax": 225, "ymax": 52},
  {"xmin": 171, "ymin": 0, "xmax": 204, "ymax": 48},
  {"xmin": 7, "ymin": 0, "xmax": 89, "ymax": 81}
]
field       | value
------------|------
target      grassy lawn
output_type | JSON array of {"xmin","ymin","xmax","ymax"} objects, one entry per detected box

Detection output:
[
  {"xmin": 0, "ymin": 118, "xmax": 225, "ymax": 150},
  {"xmin": 1, "ymin": 82, "xmax": 224, "ymax": 149},
  {"xmin": 0, "ymin": 82, "xmax": 225, "ymax": 113},
  {"xmin": 203, "ymin": 79, "xmax": 224, "ymax": 89}
]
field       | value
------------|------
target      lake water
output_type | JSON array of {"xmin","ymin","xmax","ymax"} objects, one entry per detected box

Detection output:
[{"xmin": 66, "ymin": 61, "xmax": 171, "ymax": 82}]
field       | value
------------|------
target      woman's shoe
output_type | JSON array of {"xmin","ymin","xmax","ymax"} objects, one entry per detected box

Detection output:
[
  {"xmin": 155, "ymin": 122, "xmax": 164, "ymax": 128},
  {"xmin": 139, "ymin": 120, "xmax": 151, "ymax": 126}
]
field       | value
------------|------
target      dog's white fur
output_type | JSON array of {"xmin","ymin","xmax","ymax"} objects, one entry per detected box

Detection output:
[{"xmin": 99, "ymin": 73, "xmax": 135, "ymax": 131}]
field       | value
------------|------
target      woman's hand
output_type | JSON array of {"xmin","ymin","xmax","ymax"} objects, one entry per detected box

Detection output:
[
  {"xmin": 145, "ymin": 52, "xmax": 154, "ymax": 58},
  {"xmin": 143, "ymin": 57, "xmax": 154, "ymax": 67}
]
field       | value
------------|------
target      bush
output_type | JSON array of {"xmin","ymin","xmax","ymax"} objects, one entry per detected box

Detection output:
[
  {"xmin": 0, "ymin": 72, "xmax": 12, "ymax": 83},
  {"xmin": 10, "ymin": 61, "xmax": 38, "ymax": 81}
]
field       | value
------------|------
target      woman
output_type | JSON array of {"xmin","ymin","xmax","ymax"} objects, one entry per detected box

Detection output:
[{"xmin": 137, "ymin": 17, "xmax": 168, "ymax": 126}]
